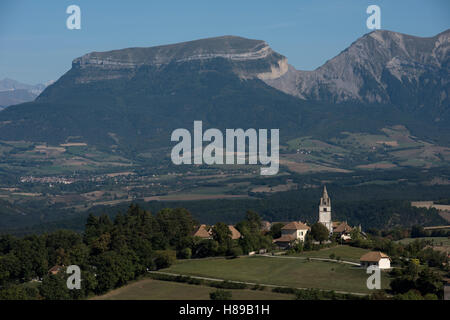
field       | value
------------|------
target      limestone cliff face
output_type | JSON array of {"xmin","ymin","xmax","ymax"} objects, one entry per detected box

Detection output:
[
  {"xmin": 71, "ymin": 36, "xmax": 289, "ymax": 83},
  {"xmin": 264, "ymin": 29, "xmax": 450, "ymax": 108}
]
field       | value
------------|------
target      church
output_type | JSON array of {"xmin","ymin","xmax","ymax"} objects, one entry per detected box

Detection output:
[
  {"xmin": 272, "ymin": 185, "xmax": 357, "ymax": 248},
  {"xmin": 318, "ymin": 186, "xmax": 333, "ymax": 234},
  {"xmin": 318, "ymin": 186, "xmax": 360, "ymax": 241}
]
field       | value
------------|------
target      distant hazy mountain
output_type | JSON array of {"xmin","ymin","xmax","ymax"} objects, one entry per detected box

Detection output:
[
  {"xmin": 265, "ymin": 29, "xmax": 449, "ymax": 116},
  {"xmin": 0, "ymin": 32, "xmax": 448, "ymax": 149},
  {"xmin": 0, "ymin": 78, "xmax": 50, "ymax": 107}
]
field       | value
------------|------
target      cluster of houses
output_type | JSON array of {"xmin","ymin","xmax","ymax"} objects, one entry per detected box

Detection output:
[
  {"xmin": 192, "ymin": 224, "xmax": 242, "ymax": 240},
  {"xmin": 191, "ymin": 186, "xmax": 391, "ymax": 269},
  {"xmin": 267, "ymin": 186, "xmax": 357, "ymax": 247}
]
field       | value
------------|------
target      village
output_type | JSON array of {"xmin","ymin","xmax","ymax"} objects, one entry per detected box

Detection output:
[{"xmin": 192, "ymin": 186, "xmax": 392, "ymax": 270}]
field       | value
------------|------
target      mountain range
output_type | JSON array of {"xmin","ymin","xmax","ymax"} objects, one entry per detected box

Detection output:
[
  {"xmin": 0, "ymin": 30, "xmax": 448, "ymax": 151},
  {"xmin": 0, "ymin": 78, "xmax": 50, "ymax": 108},
  {"xmin": 265, "ymin": 30, "xmax": 449, "ymax": 109}
]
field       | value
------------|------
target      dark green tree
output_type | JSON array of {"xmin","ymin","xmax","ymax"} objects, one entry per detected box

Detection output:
[
  {"xmin": 210, "ymin": 289, "xmax": 232, "ymax": 300},
  {"xmin": 310, "ymin": 223, "xmax": 330, "ymax": 244}
]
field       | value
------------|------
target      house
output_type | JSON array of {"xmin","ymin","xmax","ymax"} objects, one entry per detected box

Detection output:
[
  {"xmin": 360, "ymin": 251, "xmax": 391, "ymax": 269},
  {"xmin": 333, "ymin": 221, "xmax": 353, "ymax": 240},
  {"xmin": 48, "ymin": 265, "xmax": 63, "ymax": 275},
  {"xmin": 193, "ymin": 224, "xmax": 241, "ymax": 240},
  {"xmin": 273, "ymin": 221, "xmax": 310, "ymax": 248},
  {"xmin": 192, "ymin": 224, "xmax": 212, "ymax": 239},
  {"xmin": 228, "ymin": 225, "xmax": 241, "ymax": 240}
]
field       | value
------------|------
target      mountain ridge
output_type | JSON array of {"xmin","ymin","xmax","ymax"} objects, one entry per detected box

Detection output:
[
  {"xmin": 264, "ymin": 29, "xmax": 449, "ymax": 108},
  {"xmin": 69, "ymin": 35, "xmax": 288, "ymax": 84},
  {"xmin": 1, "ymin": 30, "xmax": 449, "ymax": 152}
]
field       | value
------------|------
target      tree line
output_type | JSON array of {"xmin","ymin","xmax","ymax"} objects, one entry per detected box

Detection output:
[{"xmin": 0, "ymin": 204, "xmax": 272, "ymax": 299}]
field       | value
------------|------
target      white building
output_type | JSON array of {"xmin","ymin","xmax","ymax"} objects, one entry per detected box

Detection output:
[
  {"xmin": 319, "ymin": 186, "xmax": 333, "ymax": 234},
  {"xmin": 360, "ymin": 251, "xmax": 391, "ymax": 269},
  {"xmin": 273, "ymin": 221, "xmax": 310, "ymax": 248}
]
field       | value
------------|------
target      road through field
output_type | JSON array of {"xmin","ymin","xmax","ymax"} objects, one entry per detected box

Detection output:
[{"xmin": 149, "ymin": 270, "xmax": 369, "ymax": 296}]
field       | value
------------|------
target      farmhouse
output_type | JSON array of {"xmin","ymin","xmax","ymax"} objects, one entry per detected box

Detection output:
[
  {"xmin": 360, "ymin": 251, "xmax": 391, "ymax": 269},
  {"xmin": 192, "ymin": 224, "xmax": 212, "ymax": 239},
  {"xmin": 228, "ymin": 225, "xmax": 242, "ymax": 240},
  {"xmin": 192, "ymin": 224, "xmax": 241, "ymax": 240},
  {"xmin": 48, "ymin": 265, "xmax": 63, "ymax": 275},
  {"xmin": 333, "ymin": 221, "xmax": 353, "ymax": 241},
  {"xmin": 273, "ymin": 221, "xmax": 310, "ymax": 248}
]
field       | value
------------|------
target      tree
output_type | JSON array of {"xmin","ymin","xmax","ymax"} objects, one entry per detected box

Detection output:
[
  {"xmin": 212, "ymin": 222, "xmax": 232, "ymax": 254},
  {"xmin": 228, "ymin": 246, "xmax": 243, "ymax": 258},
  {"xmin": 310, "ymin": 223, "xmax": 329, "ymax": 244},
  {"xmin": 156, "ymin": 208, "xmax": 196, "ymax": 249},
  {"xmin": 411, "ymin": 225, "xmax": 426, "ymax": 238},
  {"xmin": 245, "ymin": 210, "xmax": 262, "ymax": 233},
  {"xmin": 177, "ymin": 247, "xmax": 192, "ymax": 259},
  {"xmin": 192, "ymin": 239, "xmax": 218, "ymax": 258},
  {"xmin": 269, "ymin": 223, "xmax": 283, "ymax": 239},
  {"xmin": 39, "ymin": 273, "xmax": 71, "ymax": 300},
  {"xmin": 415, "ymin": 268, "xmax": 443, "ymax": 298},
  {"xmin": 350, "ymin": 227, "xmax": 362, "ymax": 241},
  {"xmin": 210, "ymin": 289, "xmax": 232, "ymax": 300},
  {"xmin": 93, "ymin": 251, "xmax": 136, "ymax": 293},
  {"xmin": 154, "ymin": 250, "xmax": 176, "ymax": 269},
  {"xmin": 0, "ymin": 284, "xmax": 39, "ymax": 300},
  {"xmin": 394, "ymin": 289, "xmax": 424, "ymax": 300}
]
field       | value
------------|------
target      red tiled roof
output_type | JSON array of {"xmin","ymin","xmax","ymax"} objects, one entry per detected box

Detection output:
[
  {"xmin": 333, "ymin": 222, "xmax": 353, "ymax": 233},
  {"xmin": 360, "ymin": 251, "xmax": 390, "ymax": 262},
  {"xmin": 193, "ymin": 224, "xmax": 212, "ymax": 239},
  {"xmin": 281, "ymin": 221, "xmax": 310, "ymax": 231},
  {"xmin": 228, "ymin": 225, "xmax": 241, "ymax": 239},
  {"xmin": 273, "ymin": 234, "xmax": 296, "ymax": 243},
  {"xmin": 48, "ymin": 265, "xmax": 63, "ymax": 275}
]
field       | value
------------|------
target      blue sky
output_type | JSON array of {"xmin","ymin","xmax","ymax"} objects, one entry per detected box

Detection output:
[{"xmin": 0, "ymin": 0, "xmax": 449, "ymax": 84}]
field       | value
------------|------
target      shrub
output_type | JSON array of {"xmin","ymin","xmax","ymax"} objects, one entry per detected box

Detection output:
[
  {"xmin": 210, "ymin": 289, "xmax": 232, "ymax": 300},
  {"xmin": 272, "ymin": 287, "xmax": 296, "ymax": 294},
  {"xmin": 228, "ymin": 247, "xmax": 243, "ymax": 258},
  {"xmin": 177, "ymin": 248, "xmax": 192, "ymax": 259},
  {"xmin": 211, "ymin": 280, "xmax": 246, "ymax": 290},
  {"xmin": 154, "ymin": 250, "xmax": 176, "ymax": 269}
]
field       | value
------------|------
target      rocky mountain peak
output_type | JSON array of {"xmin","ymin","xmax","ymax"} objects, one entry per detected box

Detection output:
[
  {"xmin": 264, "ymin": 29, "xmax": 449, "ymax": 106},
  {"xmin": 71, "ymin": 36, "xmax": 288, "ymax": 82}
]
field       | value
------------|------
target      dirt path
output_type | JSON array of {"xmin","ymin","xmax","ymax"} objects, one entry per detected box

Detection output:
[{"xmin": 260, "ymin": 254, "xmax": 361, "ymax": 266}]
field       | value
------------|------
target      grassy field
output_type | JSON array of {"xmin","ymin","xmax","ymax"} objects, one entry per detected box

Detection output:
[
  {"xmin": 162, "ymin": 255, "xmax": 391, "ymax": 294},
  {"xmin": 93, "ymin": 278, "xmax": 293, "ymax": 300},
  {"xmin": 291, "ymin": 245, "xmax": 371, "ymax": 262}
]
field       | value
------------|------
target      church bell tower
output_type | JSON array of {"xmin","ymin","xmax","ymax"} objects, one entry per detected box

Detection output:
[{"xmin": 319, "ymin": 186, "xmax": 332, "ymax": 234}]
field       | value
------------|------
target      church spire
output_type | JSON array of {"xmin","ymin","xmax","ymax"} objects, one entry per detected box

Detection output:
[
  {"xmin": 318, "ymin": 185, "xmax": 332, "ymax": 234},
  {"xmin": 320, "ymin": 185, "xmax": 330, "ymax": 206},
  {"xmin": 322, "ymin": 185, "xmax": 328, "ymax": 199}
]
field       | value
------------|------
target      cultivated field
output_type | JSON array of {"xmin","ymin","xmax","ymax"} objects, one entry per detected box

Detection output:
[{"xmin": 92, "ymin": 278, "xmax": 293, "ymax": 300}]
